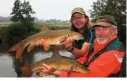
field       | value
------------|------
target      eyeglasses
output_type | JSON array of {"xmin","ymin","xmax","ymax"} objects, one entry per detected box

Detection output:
[{"xmin": 71, "ymin": 16, "xmax": 85, "ymax": 21}]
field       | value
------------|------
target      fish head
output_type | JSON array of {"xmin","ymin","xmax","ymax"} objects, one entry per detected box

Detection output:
[
  {"xmin": 68, "ymin": 31, "xmax": 84, "ymax": 41},
  {"xmin": 73, "ymin": 64, "xmax": 88, "ymax": 73}
]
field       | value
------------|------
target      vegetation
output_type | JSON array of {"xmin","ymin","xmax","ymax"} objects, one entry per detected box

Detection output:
[
  {"xmin": 10, "ymin": 0, "xmax": 35, "ymax": 23},
  {"xmin": 10, "ymin": 0, "xmax": 35, "ymax": 33}
]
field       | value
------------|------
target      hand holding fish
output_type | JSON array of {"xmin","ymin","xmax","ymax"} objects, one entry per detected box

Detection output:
[
  {"xmin": 63, "ymin": 38, "xmax": 75, "ymax": 52},
  {"xmin": 8, "ymin": 25, "xmax": 83, "ymax": 59},
  {"xmin": 34, "ymin": 63, "xmax": 60, "ymax": 76},
  {"xmin": 63, "ymin": 38, "xmax": 73, "ymax": 49}
]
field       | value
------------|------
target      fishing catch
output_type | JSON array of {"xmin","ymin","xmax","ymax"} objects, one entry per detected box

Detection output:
[
  {"xmin": 20, "ymin": 49, "xmax": 88, "ymax": 77},
  {"xmin": 8, "ymin": 25, "xmax": 83, "ymax": 59}
]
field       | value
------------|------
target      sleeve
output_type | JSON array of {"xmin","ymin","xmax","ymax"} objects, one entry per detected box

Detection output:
[{"xmin": 59, "ymin": 50, "xmax": 124, "ymax": 77}]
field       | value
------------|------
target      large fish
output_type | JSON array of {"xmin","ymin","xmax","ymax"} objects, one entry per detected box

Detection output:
[
  {"xmin": 20, "ymin": 47, "xmax": 88, "ymax": 77},
  {"xmin": 8, "ymin": 25, "xmax": 83, "ymax": 59}
]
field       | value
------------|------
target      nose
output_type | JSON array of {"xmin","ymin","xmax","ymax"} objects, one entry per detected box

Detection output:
[{"xmin": 96, "ymin": 28, "xmax": 104, "ymax": 34}]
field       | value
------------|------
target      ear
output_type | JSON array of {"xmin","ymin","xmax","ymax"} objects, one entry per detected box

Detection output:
[
  {"xmin": 113, "ymin": 27, "xmax": 118, "ymax": 35},
  {"xmin": 115, "ymin": 28, "xmax": 118, "ymax": 34}
]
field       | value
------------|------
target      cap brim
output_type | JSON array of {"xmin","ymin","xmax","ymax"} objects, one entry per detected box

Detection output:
[
  {"xmin": 93, "ymin": 22, "xmax": 112, "ymax": 28},
  {"xmin": 72, "ymin": 11, "xmax": 84, "ymax": 15}
]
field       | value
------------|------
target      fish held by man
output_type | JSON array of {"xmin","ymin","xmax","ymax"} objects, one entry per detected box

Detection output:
[
  {"xmin": 8, "ymin": 25, "xmax": 84, "ymax": 59},
  {"xmin": 20, "ymin": 50, "xmax": 88, "ymax": 77}
]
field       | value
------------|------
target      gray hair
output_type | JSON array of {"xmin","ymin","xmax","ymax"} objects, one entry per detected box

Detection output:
[{"xmin": 112, "ymin": 25, "xmax": 117, "ymax": 28}]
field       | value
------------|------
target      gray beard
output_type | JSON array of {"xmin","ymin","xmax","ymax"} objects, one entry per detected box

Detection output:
[{"xmin": 96, "ymin": 38, "xmax": 109, "ymax": 44}]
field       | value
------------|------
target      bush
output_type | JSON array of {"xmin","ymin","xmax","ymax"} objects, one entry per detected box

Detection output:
[{"xmin": 6, "ymin": 22, "xmax": 35, "ymax": 47}]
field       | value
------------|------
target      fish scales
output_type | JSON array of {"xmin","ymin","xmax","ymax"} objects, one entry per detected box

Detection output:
[{"xmin": 9, "ymin": 30, "xmax": 83, "ymax": 59}]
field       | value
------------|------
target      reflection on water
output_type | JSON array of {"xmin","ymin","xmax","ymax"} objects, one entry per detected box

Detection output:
[
  {"xmin": 0, "ymin": 53, "xmax": 17, "ymax": 77},
  {"xmin": 0, "ymin": 44, "xmax": 73, "ymax": 77}
]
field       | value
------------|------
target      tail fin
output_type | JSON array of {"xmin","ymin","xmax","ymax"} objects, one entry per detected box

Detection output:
[
  {"xmin": 8, "ymin": 43, "xmax": 24, "ymax": 60},
  {"xmin": 8, "ymin": 43, "xmax": 20, "ymax": 52},
  {"xmin": 15, "ymin": 47, "xmax": 23, "ymax": 59},
  {"xmin": 20, "ymin": 66, "xmax": 32, "ymax": 77}
]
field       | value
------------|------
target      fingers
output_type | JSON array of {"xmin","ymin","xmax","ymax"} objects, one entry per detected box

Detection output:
[
  {"xmin": 33, "ymin": 64, "xmax": 56, "ymax": 77},
  {"xmin": 33, "ymin": 68, "xmax": 44, "ymax": 73},
  {"xmin": 63, "ymin": 39, "xmax": 73, "ymax": 49},
  {"xmin": 33, "ymin": 67, "xmax": 48, "ymax": 77},
  {"xmin": 42, "ymin": 63, "xmax": 56, "ymax": 74}
]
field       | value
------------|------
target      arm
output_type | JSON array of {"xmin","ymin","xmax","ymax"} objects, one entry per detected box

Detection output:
[
  {"xmin": 64, "ymin": 39, "xmax": 90, "ymax": 58},
  {"xmin": 71, "ymin": 42, "xmax": 90, "ymax": 58},
  {"xmin": 60, "ymin": 50, "xmax": 124, "ymax": 77}
]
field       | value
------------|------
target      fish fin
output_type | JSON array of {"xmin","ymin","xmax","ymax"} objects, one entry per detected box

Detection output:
[
  {"xmin": 27, "ymin": 43, "xmax": 35, "ymax": 52},
  {"xmin": 20, "ymin": 66, "xmax": 32, "ymax": 77},
  {"xmin": 15, "ymin": 47, "xmax": 23, "ymax": 59},
  {"xmin": 44, "ymin": 45, "xmax": 50, "ymax": 51},
  {"xmin": 51, "ymin": 46, "xmax": 61, "ymax": 57},
  {"xmin": 41, "ymin": 25, "xmax": 49, "ymax": 32},
  {"xmin": 67, "ymin": 65, "xmax": 73, "ymax": 77},
  {"xmin": 8, "ymin": 43, "xmax": 20, "ymax": 52},
  {"xmin": 60, "ymin": 36, "xmax": 68, "ymax": 43}
]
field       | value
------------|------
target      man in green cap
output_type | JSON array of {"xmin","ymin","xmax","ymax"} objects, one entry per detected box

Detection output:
[{"xmin": 34, "ymin": 15, "xmax": 125, "ymax": 77}]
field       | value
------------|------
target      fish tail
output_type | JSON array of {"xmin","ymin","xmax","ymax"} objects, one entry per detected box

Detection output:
[
  {"xmin": 15, "ymin": 47, "xmax": 23, "ymax": 59},
  {"xmin": 8, "ymin": 43, "xmax": 20, "ymax": 52},
  {"xmin": 20, "ymin": 66, "xmax": 32, "ymax": 77},
  {"xmin": 8, "ymin": 43, "xmax": 24, "ymax": 60}
]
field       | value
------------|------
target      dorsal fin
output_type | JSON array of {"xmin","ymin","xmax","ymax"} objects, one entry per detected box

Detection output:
[{"xmin": 41, "ymin": 25, "xmax": 49, "ymax": 32}]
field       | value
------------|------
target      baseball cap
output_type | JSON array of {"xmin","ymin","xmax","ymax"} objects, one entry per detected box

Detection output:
[
  {"xmin": 93, "ymin": 15, "xmax": 117, "ymax": 27},
  {"xmin": 71, "ymin": 7, "xmax": 86, "ymax": 16}
]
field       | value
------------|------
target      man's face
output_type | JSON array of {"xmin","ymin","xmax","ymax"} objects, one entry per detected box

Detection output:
[
  {"xmin": 71, "ymin": 13, "xmax": 87, "ymax": 29},
  {"xmin": 95, "ymin": 26, "xmax": 115, "ymax": 44}
]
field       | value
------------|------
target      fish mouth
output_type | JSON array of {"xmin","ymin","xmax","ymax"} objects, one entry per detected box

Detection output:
[{"xmin": 76, "ymin": 36, "xmax": 84, "ymax": 40}]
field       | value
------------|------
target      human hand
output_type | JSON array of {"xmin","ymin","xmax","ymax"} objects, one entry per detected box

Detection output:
[
  {"xmin": 63, "ymin": 38, "xmax": 73, "ymax": 49},
  {"xmin": 33, "ymin": 63, "xmax": 56, "ymax": 77}
]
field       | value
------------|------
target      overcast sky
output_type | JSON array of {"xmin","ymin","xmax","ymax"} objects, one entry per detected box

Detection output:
[{"xmin": 0, "ymin": 0, "xmax": 97, "ymax": 20}]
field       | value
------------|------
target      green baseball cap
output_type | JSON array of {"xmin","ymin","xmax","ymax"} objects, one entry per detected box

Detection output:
[
  {"xmin": 93, "ymin": 15, "xmax": 117, "ymax": 27},
  {"xmin": 71, "ymin": 7, "xmax": 86, "ymax": 16}
]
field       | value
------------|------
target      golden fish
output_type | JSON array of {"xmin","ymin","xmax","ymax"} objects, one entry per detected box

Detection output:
[
  {"xmin": 20, "ymin": 49, "xmax": 88, "ymax": 77},
  {"xmin": 8, "ymin": 25, "xmax": 83, "ymax": 59}
]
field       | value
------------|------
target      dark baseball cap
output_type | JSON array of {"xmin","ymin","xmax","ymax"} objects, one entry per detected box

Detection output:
[{"xmin": 93, "ymin": 15, "xmax": 117, "ymax": 27}]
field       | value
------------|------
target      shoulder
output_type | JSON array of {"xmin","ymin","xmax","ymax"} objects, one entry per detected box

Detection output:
[
  {"xmin": 97, "ymin": 50, "xmax": 125, "ymax": 63},
  {"xmin": 107, "ymin": 38, "xmax": 124, "ymax": 51}
]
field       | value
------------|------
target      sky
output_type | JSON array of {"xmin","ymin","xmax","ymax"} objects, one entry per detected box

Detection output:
[{"xmin": 0, "ymin": 0, "xmax": 97, "ymax": 20}]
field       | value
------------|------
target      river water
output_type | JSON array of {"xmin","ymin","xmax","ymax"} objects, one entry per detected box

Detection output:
[{"xmin": 0, "ymin": 43, "xmax": 73, "ymax": 77}]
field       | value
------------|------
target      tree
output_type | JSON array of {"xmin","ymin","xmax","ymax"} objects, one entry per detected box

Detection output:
[
  {"xmin": 21, "ymin": 0, "xmax": 35, "ymax": 24},
  {"xmin": 89, "ymin": 0, "xmax": 126, "ymax": 48},
  {"xmin": 21, "ymin": 0, "xmax": 36, "ymax": 32},
  {"xmin": 10, "ymin": 0, "xmax": 23, "ymax": 22},
  {"xmin": 10, "ymin": 0, "xmax": 35, "ymax": 32},
  {"xmin": 10, "ymin": 0, "xmax": 35, "ymax": 24}
]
